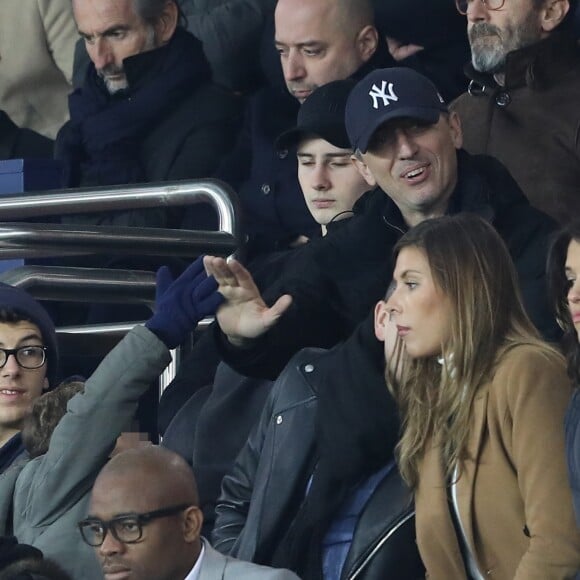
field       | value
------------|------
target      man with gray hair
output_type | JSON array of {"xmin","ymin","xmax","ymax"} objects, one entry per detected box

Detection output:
[
  {"xmin": 56, "ymin": 0, "xmax": 241, "ymax": 229},
  {"xmin": 451, "ymin": 0, "xmax": 580, "ymax": 225}
]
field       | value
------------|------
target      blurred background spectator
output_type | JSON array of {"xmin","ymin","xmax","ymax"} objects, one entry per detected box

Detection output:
[{"xmin": 0, "ymin": 0, "xmax": 76, "ymax": 140}]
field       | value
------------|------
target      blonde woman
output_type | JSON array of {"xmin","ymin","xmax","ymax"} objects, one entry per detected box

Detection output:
[{"xmin": 374, "ymin": 214, "xmax": 580, "ymax": 579}]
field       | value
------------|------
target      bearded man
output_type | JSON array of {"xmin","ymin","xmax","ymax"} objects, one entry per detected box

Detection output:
[{"xmin": 451, "ymin": 0, "xmax": 580, "ymax": 225}]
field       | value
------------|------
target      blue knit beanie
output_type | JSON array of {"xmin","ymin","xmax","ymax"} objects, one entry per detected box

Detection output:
[{"xmin": 0, "ymin": 283, "xmax": 59, "ymax": 387}]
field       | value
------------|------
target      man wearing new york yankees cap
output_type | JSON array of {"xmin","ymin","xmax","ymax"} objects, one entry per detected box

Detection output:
[{"xmin": 205, "ymin": 67, "xmax": 559, "ymax": 385}]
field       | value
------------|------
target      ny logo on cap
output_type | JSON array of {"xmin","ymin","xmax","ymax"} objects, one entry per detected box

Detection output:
[{"xmin": 369, "ymin": 81, "xmax": 398, "ymax": 109}]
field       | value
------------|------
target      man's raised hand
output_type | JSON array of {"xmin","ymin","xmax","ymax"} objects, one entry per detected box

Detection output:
[{"xmin": 203, "ymin": 256, "xmax": 292, "ymax": 346}]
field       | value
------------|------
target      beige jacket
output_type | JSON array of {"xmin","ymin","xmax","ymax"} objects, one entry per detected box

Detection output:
[
  {"xmin": 0, "ymin": 0, "xmax": 76, "ymax": 139},
  {"xmin": 415, "ymin": 343, "xmax": 580, "ymax": 579}
]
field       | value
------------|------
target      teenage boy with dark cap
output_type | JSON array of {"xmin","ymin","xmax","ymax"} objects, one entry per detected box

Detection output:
[
  {"xmin": 160, "ymin": 80, "xmax": 371, "ymax": 536},
  {"xmin": 205, "ymin": 67, "xmax": 559, "ymax": 383},
  {"xmin": 0, "ymin": 284, "xmax": 58, "ymax": 474},
  {"xmin": 276, "ymin": 79, "xmax": 370, "ymax": 236}
]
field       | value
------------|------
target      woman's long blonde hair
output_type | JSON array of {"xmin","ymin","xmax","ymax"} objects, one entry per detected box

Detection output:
[{"xmin": 387, "ymin": 214, "xmax": 548, "ymax": 489}]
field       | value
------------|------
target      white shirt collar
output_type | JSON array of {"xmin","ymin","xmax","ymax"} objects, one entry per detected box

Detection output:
[{"xmin": 183, "ymin": 542, "xmax": 205, "ymax": 580}]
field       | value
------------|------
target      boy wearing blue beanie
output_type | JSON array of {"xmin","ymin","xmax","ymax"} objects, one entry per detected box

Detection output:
[{"xmin": 0, "ymin": 283, "xmax": 58, "ymax": 473}]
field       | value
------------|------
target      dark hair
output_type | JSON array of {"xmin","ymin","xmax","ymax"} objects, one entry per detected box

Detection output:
[
  {"xmin": 21, "ymin": 381, "xmax": 85, "ymax": 458},
  {"xmin": 547, "ymin": 221, "xmax": 580, "ymax": 388},
  {"xmin": 0, "ymin": 558, "xmax": 72, "ymax": 580},
  {"xmin": 0, "ymin": 309, "xmax": 33, "ymax": 326}
]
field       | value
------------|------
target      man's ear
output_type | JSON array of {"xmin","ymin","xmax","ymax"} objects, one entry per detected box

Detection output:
[
  {"xmin": 374, "ymin": 300, "xmax": 389, "ymax": 342},
  {"xmin": 540, "ymin": 0, "xmax": 569, "ymax": 32},
  {"xmin": 182, "ymin": 506, "xmax": 203, "ymax": 543},
  {"xmin": 155, "ymin": 0, "xmax": 179, "ymax": 45},
  {"xmin": 43, "ymin": 377, "xmax": 50, "ymax": 391},
  {"xmin": 352, "ymin": 155, "xmax": 377, "ymax": 187},
  {"xmin": 356, "ymin": 25, "xmax": 379, "ymax": 62},
  {"xmin": 448, "ymin": 112, "xmax": 463, "ymax": 150}
]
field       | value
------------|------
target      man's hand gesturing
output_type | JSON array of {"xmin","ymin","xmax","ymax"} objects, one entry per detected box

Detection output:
[{"xmin": 203, "ymin": 256, "xmax": 293, "ymax": 347}]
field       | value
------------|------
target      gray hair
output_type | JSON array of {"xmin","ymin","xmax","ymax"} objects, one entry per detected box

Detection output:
[{"xmin": 133, "ymin": 0, "xmax": 186, "ymax": 28}]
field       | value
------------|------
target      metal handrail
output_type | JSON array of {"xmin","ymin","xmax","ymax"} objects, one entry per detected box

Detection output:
[
  {"xmin": 0, "ymin": 180, "xmax": 235, "ymax": 395},
  {"xmin": 57, "ymin": 318, "xmax": 213, "ymax": 335},
  {"xmin": 0, "ymin": 266, "xmax": 156, "ymax": 304},
  {"xmin": 0, "ymin": 179, "xmax": 240, "ymax": 238},
  {"xmin": 0, "ymin": 178, "xmax": 241, "ymax": 285},
  {"xmin": 56, "ymin": 318, "xmax": 214, "ymax": 395},
  {"xmin": 0, "ymin": 223, "xmax": 237, "ymax": 258}
]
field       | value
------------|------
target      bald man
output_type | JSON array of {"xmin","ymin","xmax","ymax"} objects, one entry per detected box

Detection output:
[
  {"xmin": 81, "ymin": 447, "xmax": 299, "ymax": 580},
  {"xmin": 214, "ymin": 0, "xmax": 390, "ymax": 258}
]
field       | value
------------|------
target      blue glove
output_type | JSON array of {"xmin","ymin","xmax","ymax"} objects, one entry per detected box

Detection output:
[{"xmin": 145, "ymin": 256, "xmax": 224, "ymax": 348}]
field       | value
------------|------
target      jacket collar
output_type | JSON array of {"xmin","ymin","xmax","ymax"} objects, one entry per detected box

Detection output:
[
  {"xmin": 465, "ymin": 32, "xmax": 579, "ymax": 93},
  {"xmin": 415, "ymin": 383, "xmax": 490, "ymax": 579},
  {"xmin": 197, "ymin": 538, "xmax": 225, "ymax": 580},
  {"xmin": 90, "ymin": 28, "xmax": 210, "ymax": 97}
]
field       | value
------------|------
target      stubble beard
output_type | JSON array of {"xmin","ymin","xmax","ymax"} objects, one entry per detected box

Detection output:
[
  {"xmin": 468, "ymin": 15, "xmax": 542, "ymax": 74},
  {"xmin": 98, "ymin": 26, "xmax": 158, "ymax": 95}
]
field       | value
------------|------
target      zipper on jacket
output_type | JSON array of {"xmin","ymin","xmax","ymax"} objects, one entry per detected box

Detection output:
[
  {"xmin": 382, "ymin": 214, "xmax": 405, "ymax": 236},
  {"xmin": 345, "ymin": 509, "xmax": 415, "ymax": 580}
]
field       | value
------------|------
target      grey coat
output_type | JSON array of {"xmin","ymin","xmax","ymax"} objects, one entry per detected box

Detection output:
[
  {"xmin": 200, "ymin": 538, "xmax": 299, "ymax": 579},
  {"xmin": 0, "ymin": 325, "xmax": 171, "ymax": 580}
]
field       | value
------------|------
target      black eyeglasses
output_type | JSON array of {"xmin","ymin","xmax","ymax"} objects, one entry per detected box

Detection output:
[
  {"xmin": 78, "ymin": 504, "xmax": 191, "ymax": 547},
  {"xmin": 0, "ymin": 346, "xmax": 47, "ymax": 370},
  {"xmin": 455, "ymin": 0, "xmax": 506, "ymax": 14}
]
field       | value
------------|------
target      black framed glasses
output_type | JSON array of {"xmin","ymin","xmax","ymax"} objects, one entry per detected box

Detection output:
[
  {"xmin": 0, "ymin": 346, "xmax": 47, "ymax": 370},
  {"xmin": 78, "ymin": 504, "xmax": 191, "ymax": 547},
  {"xmin": 455, "ymin": 0, "xmax": 506, "ymax": 14}
]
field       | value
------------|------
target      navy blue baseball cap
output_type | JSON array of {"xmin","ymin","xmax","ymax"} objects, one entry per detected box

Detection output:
[
  {"xmin": 345, "ymin": 67, "xmax": 448, "ymax": 154},
  {"xmin": 276, "ymin": 79, "xmax": 356, "ymax": 151}
]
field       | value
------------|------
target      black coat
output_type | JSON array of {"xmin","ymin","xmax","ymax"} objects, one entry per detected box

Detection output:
[
  {"xmin": 214, "ymin": 85, "xmax": 314, "ymax": 256},
  {"xmin": 159, "ymin": 245, "xmax": 323, "ymax": 536},
  {"xmin": 56, "ymin": 29, "xmax": 243, "ymax": 230},
  {"xmin": 212, "ymin": 324, "xmax": 424, "ymax": 580},
  {"xmin": 216, "ymin": 150, "xmax": 559, "ymax": 380}
]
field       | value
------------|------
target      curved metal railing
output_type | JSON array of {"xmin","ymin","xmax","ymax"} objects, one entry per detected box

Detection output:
[
  {"xmin": 0, "ymin": 223, "xmax": 237, "ymax": 259},
  {"xmin": 0, "ymin": 179, "xmax": 240, "ymax": 234},
  {"xmin": 0, "ymin": 266, "xmax": 156, "ymax": 304},
  {"xmin": 0, "ymin": 179, "xmax": 237, "ymax": 393},
  {"xmin": 0, "ymin": 177, "xmax": 241, "ymax": 278}
]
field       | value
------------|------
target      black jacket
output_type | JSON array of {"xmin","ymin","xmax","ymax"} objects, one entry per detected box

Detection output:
[
  {"xmin": 159, "ymin": 244, "xmax": 328, "ymax": 536},
  {"xmin": 212, "ymin": 324, "xmax": 424, "ymax": 580},
  {"xmin": 56, "ymin": 29, "xmax": 242, "ymax": 229},
  {"xmin": 216, "ymin": 150, "xmax": 559, "ymax": 380}
]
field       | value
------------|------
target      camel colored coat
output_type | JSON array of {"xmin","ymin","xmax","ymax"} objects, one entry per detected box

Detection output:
[
  {"xmin": 415, "ymin": 343, "xmax": 580, "ymax": 579},
  {"xmin": 0, "ymin": 0, "xmax": 76, "ymax": 138}
]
